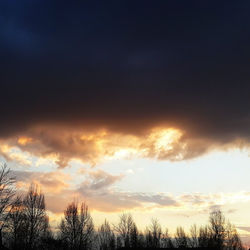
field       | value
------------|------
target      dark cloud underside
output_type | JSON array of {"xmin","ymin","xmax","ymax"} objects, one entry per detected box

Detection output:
[{"xmin": 1, "ymin": 0, "xmax": 250, "ymax": 142}]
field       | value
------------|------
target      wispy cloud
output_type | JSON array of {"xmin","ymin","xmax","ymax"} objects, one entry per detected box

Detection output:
[
  {"xmin": 15, "ymin": 170, "xmax": 71, "ymax": 193},
  {"xmin": 237, "ymin": 227, "xmax": 250, "ymax": 233},
  {"xmin": 13, "ymin": 168, "xmax": 250, "ymax": 214}
]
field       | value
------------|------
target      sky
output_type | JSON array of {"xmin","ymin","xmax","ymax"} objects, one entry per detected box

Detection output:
[{"xmin": 1, "ymin": 0, "xmax": 250, "ymax": 243}]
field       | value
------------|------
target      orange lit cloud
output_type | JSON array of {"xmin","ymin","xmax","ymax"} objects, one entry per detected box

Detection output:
[
  {"xmin": 0, "ymin": 143, "xmax": 33, "ymax": 166},
  {"xmin": 13, "ymin": 168, "xmax": 250, "ymax": 215},
  {"xmin": 0, "ymin": 125, "xmax": 224, "ymax": 168},
  {"xmin": 18, "ymin": 136, "xmax": 33, "ymax": 146},
  {"xmin": 15, "ymin": 170, "xmax": 71, "ymax": 194}
]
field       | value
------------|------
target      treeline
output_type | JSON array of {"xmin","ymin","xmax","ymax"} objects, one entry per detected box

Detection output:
[{"xmin": 0, "ymin": 164, "xmax": 245, "ymax": 250}]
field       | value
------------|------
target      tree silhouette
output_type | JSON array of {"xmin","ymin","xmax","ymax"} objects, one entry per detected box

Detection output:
[
  {"xmin": 0, "ymin": 164, "xmax": 16, "ymax": 249},
  {"xmin": 175, "ymin": 226, "xmax": 188, "ymax": 248},
  {"xmin": 189, "ymin": 224, "xmax": 199, "ymax": 248},
  {"xmin": 113, "ymin": 213, "xmax": 134, "ymax": 248},
  {"xmin": 161, "ymin": 228, "xmax": 174, "ymax": 248},
  {"xmin": 209, "ymin": 209, "xmax": 226, "ymax": 249},
  {"xmin": 224, "ymin": 222, "xmax": 243, "ymax": 250},
  {"xmin": 23, "ymin": 184, "xmax": 48, "ymax": 250},
  {"xmin": 148, "ymin": 218, "xmax": 162, "ymax": 248},
  {"xmin": 59, "ymin": 201, "xmax": 94, "ymax": 250},
  {"xmin": 98, "ymin": 220, "xmax": 115, "ymax": 250},
  {"xmin": 8, "ymin": 196, "xmax": 26, "ymax": 250},
  {"xmin": 129, "ymin": 222, "xmax": 139, "ymax": 249},
  {"xmin": 198, "ymin": 225, "xmax": 211, "ymax": 248}
]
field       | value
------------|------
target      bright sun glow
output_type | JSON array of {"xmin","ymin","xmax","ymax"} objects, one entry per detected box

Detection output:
[
  {"xmin": 18, "ymin": 136, "xmax": 33, "ymax": 146},
  {"xmin": 150, "ymin": 128, "xmax": 182, "ymax": 151}
]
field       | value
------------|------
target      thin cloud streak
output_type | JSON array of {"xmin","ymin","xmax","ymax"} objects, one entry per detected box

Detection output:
[{"xmin": 13, "ymin": 169, "xmax": 250, "ymax": 214}]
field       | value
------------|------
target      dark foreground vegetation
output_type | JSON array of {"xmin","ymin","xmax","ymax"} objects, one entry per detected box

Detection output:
[{"xmin": 0, "ymin": 164, "xmax": 245, "ymax": 250}]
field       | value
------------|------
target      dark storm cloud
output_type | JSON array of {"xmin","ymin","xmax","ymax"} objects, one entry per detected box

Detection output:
[{"xmin": 1, "ymin": 0, "xmax": 250, "ymax": 143}]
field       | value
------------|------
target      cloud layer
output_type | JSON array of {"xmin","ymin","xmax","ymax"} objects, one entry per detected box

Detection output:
[
  {"xmin": 14, "ymin": 168, "xmax": 250, "ymax": 214},
  {"xmin": 0, "ymin": 126, "xmax": 228, "ymax": 167},
  {"xmin": 1, "ymin": 1, "xmax": 250, "ymax": 165}
]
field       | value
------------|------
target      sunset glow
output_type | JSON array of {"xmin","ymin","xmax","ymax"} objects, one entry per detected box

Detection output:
[{"xmin": 1, "ymin": 1, "xmax": 250, "ymax": 248}]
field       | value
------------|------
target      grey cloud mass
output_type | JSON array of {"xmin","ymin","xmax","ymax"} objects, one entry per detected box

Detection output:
[{"xmin": 1, "ymin": 1, "xmax": 250, "ymax": 164}]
